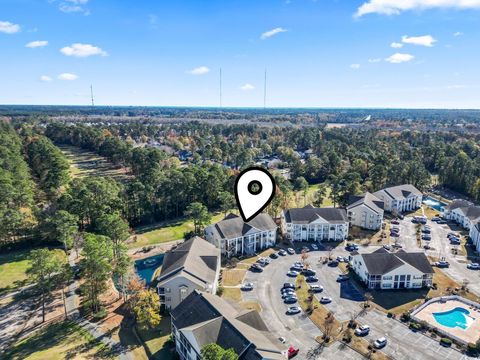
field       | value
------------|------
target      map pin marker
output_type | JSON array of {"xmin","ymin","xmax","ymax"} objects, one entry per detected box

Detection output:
[{"xmin": 234, "ymin": 167, "xmax": 276, "ymax": 222}]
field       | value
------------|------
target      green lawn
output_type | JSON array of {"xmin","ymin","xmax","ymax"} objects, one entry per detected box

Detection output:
[
  {"xmin": 129, "ymin": 213, "xmax": 225, "ymax": 249},
  {"xmin": 4, "ymin": 321, "xmax": 115, "ymax": 360},
  {"xmin": 136, "ymin": 316, "xmax": 175, "ymax": 360},
  {"xmin": 0, "ymin": 250, "xmax": 31, "ymax": 295},
  {"xmin": 290, "ymin": 183, "xmax": 333, "ymax": 208},
  {"xmin": 0, "ymin": 249, "xmax": 66, "ymax": 296}
]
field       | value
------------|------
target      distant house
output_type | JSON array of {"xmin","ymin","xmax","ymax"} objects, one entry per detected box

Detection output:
[
  {"xmin": 205, "ymin": 213, "xmax": 277, "ymax": 258},
  {"xmin": 351, "ymin": 248, "xmax": 433, "ymax": 290},
  {"xmin": 171, "ymin": 290, "xmax": 286, "ymax": 360},
  {"xmin": 347, "ymin": 192, "xmax": 384, "ymax": 230},
  {"xmin": 470, "ymin": 223, "xmax": 480, "ymax": 253},
  {"xmin": 443, "ymin": 199, "xmax": 480, "ymax": 230},
  {"xmin": 156, "ymin": 237, "xmax": 220, "ymax": 311},
  {"xmin": 281, "ymin": 205, "xmax": 349, "ymax": 242},
  {"xmin": 373, "ymin": 184, "xmax": 422, "ymax": 214}
]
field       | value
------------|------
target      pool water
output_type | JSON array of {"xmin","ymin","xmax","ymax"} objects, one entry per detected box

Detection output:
[
  {"xmin": 134, "ymin": 254, "xmax": 164, "ymax": 285},
  {"xmin": 433, "ymin": 307, "xmax": 475, "ymax": 330},
  {"xmin": 423, "ymin": 196, "xmax": 447, "ymax": 212}
]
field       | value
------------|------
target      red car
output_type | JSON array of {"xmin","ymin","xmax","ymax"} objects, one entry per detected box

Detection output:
[{"xmin": 288, "ymin": 346, "xmax": 299, "ymax": 358}]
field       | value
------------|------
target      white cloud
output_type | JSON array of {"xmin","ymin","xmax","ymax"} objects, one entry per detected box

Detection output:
[
  {"xmin": 55, "ymin": 0, "xmax": 90, "ymax": 15},
  {"xmin": 260, "ymin": 27, "xmax": 288, "ymax": 40},
  {"xmin": 355, "ymin": 0, "xmax": 480, "ymax": 17},
  {"xmin": 40, "ymin": 75, "xmax": 53, "ymax": 82},
  {"xmin": 391, "ymin": 42, "xmax": 403, "ymax": 48},
  {"xmin": 368, "ymin": 58, "xmax": 382, "ymax": 63},
  {"xmin": 60, "ymin": 43, "xmax": 108, "ymax": 57},
  {"xmin": 26, "ymin": 40, "xmax": 48, "ymax": 48},
  {"xmin": 402, "ymin": 35, "xmax": 436, "ymax": 47},
  {"xmin": 453, "ymin": 31, "xmax": 463, "ymax": 36},
  {"xmin": 58, "ymin": 73, "xmax": 78, "ymax": 81},
  {"xmin": 385, "ymin": 53, "xmax": 415, "ymax": 63},
  {"xmin": 350, "ymin": 64, "xmax": 361, "ymax": 69},
  {"xmin": 240, "ymin": 83, "xmax": 255, "ymax": 91},
  {"xmin": 186, "ymin": 66, "xmax": 210, "ymax": 75},
  {"xmin": 0, "ymin": 21, "xmax": 20, "ymax": 34}
]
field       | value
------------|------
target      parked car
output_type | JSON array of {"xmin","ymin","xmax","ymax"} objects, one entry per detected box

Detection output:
[
  {"xmin": 346, "ymin": 243, "xmax": 359, "ymax": 251},
  {"xmin": 423, "ymin": 244, "xmax": 431, "ymax": 250},
  {"xmin": 250, "ymin": 264, "xmax": 264, "ymax": 272},
  {"xmin": 283, "ymin": 283, "xmax": 296, "ymax": 289},
  {"xmin": 328, "ymin": 260, "xmax": 339, "ymax": 267},
  {"xmin": 391, "ymin": 220, "xmax": 400, "ymax": 225},
  {"xmin": 437, "ymin": 220, "xmax": 447, "ymax": 224},
  {"xmin": 374, "ymin": 337, "xmax": 387, "ymax": 349},
  {"xmin": 337, "ymin": 274, "xmax": 349, "ymax": 282},
  {"xmin": 383, "ymin": 244, "xmax": 392, "ymax": 251},
  {"xmin": 287, "ymin": 248, "xmax": 295, "ymax": 255},
  {"xmin": 390, "ymin": 232, "xmax": 400, "ymax": 237},
  {"xmin": 279, "ymin": 249, "xmax": 287, "ymax": 256},
  {"xmin": 241, "ymin": 282, "xmax": 254, "ymax": 291},
  {"xmin": 336, "ymin": 256, "xmax": 345, "ymax": 262},
  {"xmin": 291, "ymin": 265, "xmax": 303, "ymax": 272},
  {"xmin": 320, "ymin": 296, "xmax": 332, "ymax": 304},
  {"xmin": 278, "ymin": 337, "xmax": 287, "ymax": 344},
  {"xmin": 392, "ymin": 243, "xmax": 403, "ymax": 249},
  {"xmin": 282, "ymin": 292, "xmax": 297, "ymax": 299},
  {"xmin": 309, "ymin": 284, "xmax": 324, "ymax": 293},
  {"xmin": 302, "ymin": 269, "xmax": 316, "ymax": 276},
  {"xmin": 448, "ymin": 232, "xmax": 460, "ymax": 238},
  {"xmin": 354, "ymin": 325, "xmax": 370, "ymax": 336},
  {"xmin": 421, "ymin": 228, "xmax": 431, "ymax": 234},
  {"xmin": 422, "ymin": 235, "xmax": 432, "ymax": 241},
  {"xmin": 431, "ymin": 217, "xmax": 441, "ymax": 222},
  {"xmin": 286, "ymin": 306, "xmax": 302, "ymax": 315},
  {"xmin": 306, "ymin": 276, "xmax": 318, "ymax": 283},
  {"xmin": 287, "ymin": 347, "xmax": 299, "ymax": 359},
  {"xmin": 467, "ymin": 263, "xmax": 480, "ymax": 270},
  {"xmin": 284, "ymin": 296, "xmax": 298, "ymax": 304},
  {"xmin": 287, "ymin": 270, "xmax": 299, "ymax": 277},
  {"xmin": 311, "ymin": 244, "xmax": 318, "ymax": 251},
  {"xmin": 434, "ymin": 261, "xmax": 450, "ymax": 268},
  {"xmin": 270, "ymin": 252, "xmax": 279, "ymax": 259},
  {"xmin": 301, "ymin": 246, "xmax": 310, "ymax": 253}
]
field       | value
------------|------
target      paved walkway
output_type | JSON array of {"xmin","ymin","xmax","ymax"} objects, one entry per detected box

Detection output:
[{"xmin": 67, "ymin": 251, "xmax": 133, "ymax": 360}]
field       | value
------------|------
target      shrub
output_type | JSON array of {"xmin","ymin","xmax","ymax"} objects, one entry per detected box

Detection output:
[
  {"xmin": 387, "ymin": 312, "xmax": 393, "ymax": 318},
  {"xmin": 216, "ymin": 286, "xmax": 224, "ymax": 296},
  {"xmin": 440, "ymin": 338, "xmax": 452, "ymax": 347},
  {"xmin": 467, "ymin": 342, "xmax": 479, "ymax": 355},
  {"xmin": 409, "ymin": 322, "xmax": 422, "ymax": 331},
  {"xmin": 400, "ymin": 312, "xmax": 411, "ymax": 322},
  {"xmin": 92, "ymin": 308, "xmax": 107, "ymax": 320}
]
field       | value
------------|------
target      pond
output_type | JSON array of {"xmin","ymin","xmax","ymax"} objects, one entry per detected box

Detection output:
[
  {"xmin": 134, "ymin": 253, "xmax": 164, "ymax": 285},
  {"xmin": 423, "ymin": 196, "xmax": 447, "ymax": 212}
]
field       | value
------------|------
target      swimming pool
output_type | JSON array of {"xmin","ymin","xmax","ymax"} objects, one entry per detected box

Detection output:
[
  {"xmin": 433, "ymin": 307, "xmax": 475, "ymax": 330},
  {"xmin": 134, "ymin": 253, "xmax": 164, "ymax": 285},
  {"xmin": 423, "ymin": 196, "xmax": 447, "ymax": 212}
]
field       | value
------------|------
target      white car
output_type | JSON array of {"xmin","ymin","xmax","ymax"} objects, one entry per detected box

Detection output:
[
  {"xmin": 336, "ymin": 256, "xmax": 344, "ymax": 262},
  {"xmin": 467, "ymin": 263, "xmax": 480, "ymax": 270},
  {"xmin": 320, "ymin": 296, "xmax": 332, "ymax": 304},
  {"xmin": 241, "ymin": 282, "xmax": 254, "ymax": 291},
  {"xmin": 278, "ymin": 337, "xmax": 287, "ymax": 344},
  {"xmin": 354, "ymin": 325, "xmax": 370, "ymax": 336},
  {"xmin": 287, "ymin": 270, "xmax": 299, "ymax": 277},
  {"xmin": 287, "ymin": 248, "xmax": 295, "ymax": 255},
  {"xmin": 309, "ymin": 284, "xmax": 324, "ymax": 293},
  {"xmin": 311, "ymin": 244, "xmax": 318, "ymax": 251},
  {"xmin": 286, "ymin": 306, "xmax": 302, "ymax": 315},
  {"xmin": 374, "ymin": 337, "xmax": 387, "ymax": 349}
]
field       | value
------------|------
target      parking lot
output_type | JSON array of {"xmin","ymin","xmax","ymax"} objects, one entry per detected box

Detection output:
[{"xmin": 241, "ymin": 242, "xmax": 473, "ymax": 360}]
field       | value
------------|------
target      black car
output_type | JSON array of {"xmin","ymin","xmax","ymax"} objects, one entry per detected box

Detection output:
[
  {"xmin": 302, "ymin": 269, "xmax": 316, "ymax": 276},
  {"xmin": 270, "ymin": 252, "xmax": 279, "ymax": 259},
  {"xmin": 284, "ymin": 296, "xmax": 298, "ymax": 304},
  {"xmin": 283, "ymin": 283, "xmax": 296, "ymax": 289},
  {"xmin": 250, "ymin": 264, "xmax": 264, "ymax": 272},
  {"xmin": 306, "ymin": 276, "xmax": 318, "ymax": 283},
  {"xmin": 328, "ymin": 260, "xmax": 339, "ymax": 267}
]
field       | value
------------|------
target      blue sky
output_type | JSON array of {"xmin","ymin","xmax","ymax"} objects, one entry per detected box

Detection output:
[{"xmin": 1, "ymin": 0, "xmax": 480, "ymax": 108}]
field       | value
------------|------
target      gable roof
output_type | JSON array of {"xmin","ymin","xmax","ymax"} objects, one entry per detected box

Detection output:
[
  {"xmin": 446, "ymin": 200, "xmax": 480, "ymax": 221},
  {"xmin": 356, "ymin": 248, "xmax": 433, "ymax": 275},
  {"xmin": 373, "ymin": 184, "xmax": 422, "ymax": 201},
  {"xmin": 158, "ymin": 237, "xmax": 219, "ymax": 287},
  {"xmin": 208, "ymin": 213, "xmax": 277, "ymax": 241},
  {"xmin": 347, "ymin": 192, "xmax": 384, "ymax": 215},
  {"xmin": 283, "ymin": 205, "xmax": 348, "ymax": 224},
  {"xmin": 171, "ymin": 291, "xmax": 285, "ymax": 360}
]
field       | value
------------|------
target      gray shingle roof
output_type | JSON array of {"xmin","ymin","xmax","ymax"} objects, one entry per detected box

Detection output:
[
  {"xmin": 347, "ymin": 192, "xmax": 384, "ymax": 215},
  {"xmin": 171, "ymin": 291, "xmax": 285, "ymax": 360},
  {"xmin": 158, "ymin": 237, "xmax": 219, "ymax": 286},
  {"xmin": 446, "ymin": 200, "xmax": 480, "ymax": 221},
  {"xmin": 374, "ymin": 184, "xmax": 422, "ymax": 200},
  {"xmin": 283, "ymin": 205, "xmax": 348, "ymax": 224},
  {"xmin": 358, "ymin": 248, "xmax": 433, "ymax": 275},
  {"xmin": 209, "ymin": 213, "xmax": 277, "ymax": 240}
]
